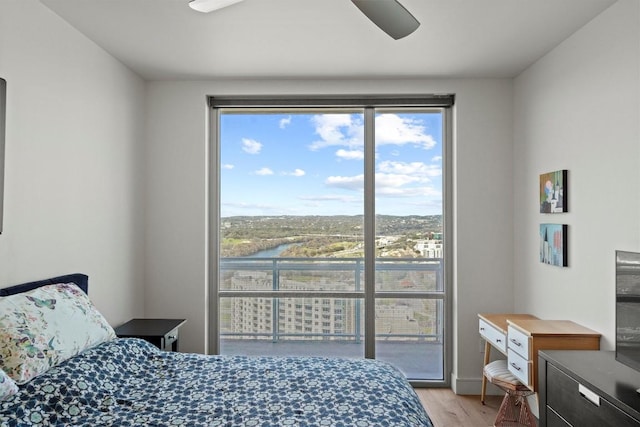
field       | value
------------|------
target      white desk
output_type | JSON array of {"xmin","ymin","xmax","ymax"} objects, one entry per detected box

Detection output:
[
  {"xmin": 478, "ymin": 313, "xmax": 538, "ymax": 403},
  {"xmin": 478, "ymin": 313, "xmax": 601, "ymax": 404}
]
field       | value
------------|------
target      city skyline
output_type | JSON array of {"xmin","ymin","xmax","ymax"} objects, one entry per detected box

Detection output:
[{"xmin": 220, "ymin": 110, "xmax": 443, "ymax": 217}]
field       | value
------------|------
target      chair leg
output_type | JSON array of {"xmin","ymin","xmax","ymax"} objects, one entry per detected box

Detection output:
[
  {"xmin": 494, "ymin": 391, "xmax": 536, "ymax": 427},
  {"xmin": 494, "ymin": 392, "xmax": 515, "ymax": 425},
  {"xmin": 481, "ymin": 341, "xmax": 491, "ymax": 405},
  {"xmin": 517, "ymin": 395, "xmax": 537, "ymax": 426}
]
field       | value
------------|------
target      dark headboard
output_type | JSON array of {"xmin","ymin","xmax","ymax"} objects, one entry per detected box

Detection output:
[{"xmin": 0, "ymin": 273, "xmax": 88, "ymax": 296}]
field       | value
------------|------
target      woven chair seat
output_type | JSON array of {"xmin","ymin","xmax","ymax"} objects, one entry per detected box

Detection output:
[{"xmin": 483, "ymin": 359, "xmax": 531, "ymax": 392}]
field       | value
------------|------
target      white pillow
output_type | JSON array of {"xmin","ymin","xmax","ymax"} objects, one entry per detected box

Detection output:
[
  {"xmin": 0, "ymin": 369, "xmax": 18, "ymax": 401},
  {"xmin": 0, "ymin": 283, "xmax": 116, "ymax": 384}
]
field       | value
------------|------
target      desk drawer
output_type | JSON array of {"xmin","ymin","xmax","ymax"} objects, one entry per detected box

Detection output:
[
  {"xmin": 479, "ymin": 319, "xmax": 507, "ymax": 353},
  {"xmin": 508, "ymin": 348, "xmax": 532, "ymax": 387},
  {"xmin": 546, "ymin": 364, "xmax": 640, "ymax": 427},
  {"xmin": 507, "ymin": 325, "xmax": 530, "ymax": 359}
]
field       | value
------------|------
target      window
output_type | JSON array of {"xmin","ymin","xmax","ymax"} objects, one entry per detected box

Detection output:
[{"xmin": 209, "ymin": 96, "xmax": 453, "ymax": 385}]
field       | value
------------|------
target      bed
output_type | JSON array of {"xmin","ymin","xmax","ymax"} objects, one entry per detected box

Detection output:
[{"xmin": 0, "ymin": 274, "xmax": 434, "ymax": 426}]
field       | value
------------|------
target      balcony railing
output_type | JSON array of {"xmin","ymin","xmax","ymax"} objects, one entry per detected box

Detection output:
[{"xmin": 219, "ymin": 257, "xmax": 444, "ymax": 344}]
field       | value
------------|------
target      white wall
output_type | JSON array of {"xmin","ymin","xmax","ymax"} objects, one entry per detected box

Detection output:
[
  {"xmin": 144, "ymin": 78, "xmax": 514, "ymax": 393},
  {"xmin": 513, "ymin": 0, "xmax": 640, "ymax": 351},
  {"xmin": 0, "ymin": 0, "xmax": 146, "ymax": 324}
]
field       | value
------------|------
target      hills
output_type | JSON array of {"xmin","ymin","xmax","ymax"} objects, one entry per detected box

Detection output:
[{"xmin": 220, "ymin": 215, "xmax": 442, "ymax": 257}]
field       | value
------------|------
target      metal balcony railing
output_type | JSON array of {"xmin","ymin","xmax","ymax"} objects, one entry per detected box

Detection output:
[{"xmin": 219, "ymin": 257, "xmax": 444, "ymax": 344}]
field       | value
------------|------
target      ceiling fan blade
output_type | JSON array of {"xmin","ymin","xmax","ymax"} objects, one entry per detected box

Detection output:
[
  {"xmin": 351, "ymin": 0, "xmax": 420, "ymax": 40},
  {"xmin": 189, "ymin": 0, "xmax": 244, "ymax": 13}
]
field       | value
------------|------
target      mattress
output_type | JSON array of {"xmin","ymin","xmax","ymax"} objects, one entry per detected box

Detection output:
[{"xmin": 0, "ymin": 338, "xmax": 433, "ymax": 426}]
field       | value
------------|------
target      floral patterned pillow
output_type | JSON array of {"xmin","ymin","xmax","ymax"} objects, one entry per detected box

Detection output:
[
  {"xmin": 0, "ymin": 369, "xmax": 18, "ymax": 401},
  {"xmin": 0, "ymin": 283, "xmax": 116, "ymax": 384}
]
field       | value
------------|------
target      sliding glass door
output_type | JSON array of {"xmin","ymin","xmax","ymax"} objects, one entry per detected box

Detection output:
[
  {"xmin": 372, "ymin": 109, "xmax": 446, "ymax": 382},
  {"xmin": 209, "ymin": 97, "xmax": 451, "ymax": 384}
]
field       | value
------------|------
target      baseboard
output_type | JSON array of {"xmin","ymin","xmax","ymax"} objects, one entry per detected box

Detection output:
[{"xmin": 450, "ymin": 373, "xmax": 503, "ymax": 396}]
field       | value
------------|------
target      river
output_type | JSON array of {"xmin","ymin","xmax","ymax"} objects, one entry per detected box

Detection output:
[{"xmin": 245, "ymin": 243, "xmax": 298, "ymax": 258}]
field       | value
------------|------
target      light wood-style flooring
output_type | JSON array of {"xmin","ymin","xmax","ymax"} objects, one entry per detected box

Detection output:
[{"xmin": 415, "ymin": 388, "xmax": 502, "ymax": 427}]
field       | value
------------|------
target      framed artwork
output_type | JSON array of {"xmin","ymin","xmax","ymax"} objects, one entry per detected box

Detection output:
[
  {"xmin": 540, "ymin": 224, "xmax": 568, "ymax": 267},
  {"xmin": 540, "ymin": 169, "xmax": 567, "ymax": 213}
]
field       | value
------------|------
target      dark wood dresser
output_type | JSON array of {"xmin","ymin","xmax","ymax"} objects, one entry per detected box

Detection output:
[{"xmin": 539, "ymin": 350, "xmax": 640, "ymax": 426}]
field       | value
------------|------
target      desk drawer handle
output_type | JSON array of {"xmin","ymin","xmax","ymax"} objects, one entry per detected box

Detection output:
[
  {"xmin": 167, "ymin": 335, "xmax": 176, "ymax": 340},
  {"xmin": 495, "ymin": 338, "xmax": 502, "ymax": 343},
  {"xmin": 510, "ymin": 362, "xmax": 522, "ymax": 371},
  {"xmin": 509, "ymin": 338, "xmax": 522, "ymax": 347},
  {"xmin": 480, "ymin": 327, "xmax": 485, "ymax": 331}
]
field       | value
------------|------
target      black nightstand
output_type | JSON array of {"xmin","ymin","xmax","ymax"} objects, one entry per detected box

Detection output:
[{"xmin": 115, "ymin": 318, "xmax": 186, "ymax": 352}]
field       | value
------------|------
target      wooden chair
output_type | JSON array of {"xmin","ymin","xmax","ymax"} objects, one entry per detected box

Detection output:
[{"xmin": 483, "ymin": 359, "xmax": 537, "ymax": 427}]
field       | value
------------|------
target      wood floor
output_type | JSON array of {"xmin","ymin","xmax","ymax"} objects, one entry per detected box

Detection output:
[{"xmin": 415, "ymin": 388, "xmax": 502, "ymax": 427}]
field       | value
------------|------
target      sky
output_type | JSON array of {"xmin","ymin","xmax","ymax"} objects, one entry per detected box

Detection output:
[{"xmin": 220, "ymin": 110, "xmax": 443, "ymax": 217}]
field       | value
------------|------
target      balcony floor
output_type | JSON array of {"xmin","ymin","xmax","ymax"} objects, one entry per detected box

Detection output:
[{"xmin": 221, "ymin": 339, "xmax": 444, "ymax": 381}]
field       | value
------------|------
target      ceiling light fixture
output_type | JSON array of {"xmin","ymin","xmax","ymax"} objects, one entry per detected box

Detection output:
[{"xmin": 188, "ymin": 0, "xmax": 243, "ymax": 13}]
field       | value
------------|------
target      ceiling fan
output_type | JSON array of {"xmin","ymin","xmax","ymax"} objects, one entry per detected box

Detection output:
[{"xmin": 188, "ymin": 0, "xmax": 420, "ymax": 40}]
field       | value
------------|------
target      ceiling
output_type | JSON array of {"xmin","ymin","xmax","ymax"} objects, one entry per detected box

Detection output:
[{"xmin": 40, "ymin": 0, "xmax": 617, "ymax": 81}]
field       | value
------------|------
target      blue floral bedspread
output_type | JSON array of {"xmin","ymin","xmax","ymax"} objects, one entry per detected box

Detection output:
[{"xmin": 0, "ymin": 338, "xmax": 433, "ymax": 426}]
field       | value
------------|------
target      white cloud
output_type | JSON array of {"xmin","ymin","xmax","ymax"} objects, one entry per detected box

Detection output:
[
  {"xmin": 325, "ymin": 173, "xmax": 422, "ymax": 192},
  {"xmin": 255, "ymin": 167, "xmax": 274, "ymax": 176},
  {"xmin": 324, "ymin": 168, "xmax": 441, "ymax": 199},
  {"xmin": 374, "ymin": 161, "xmax": 441, "ymax": 198},
  {"xmin": 375, "ymin": 114, "xmax": 437, "ymax": 149},
  {"xmin": 375, "ymin": 173, "xmax": 441, "ymax": 198},
  {"xmin": 376, "ymin": 169, "xmax": 441, "ymax": 198},
  {"xmin": 223, "ymin": 201, "xmax": 274, "ymax": 210},
  {"xmin": 298, "ymin": 194, "xmax": 361, "ymax": 203},
  {"xmin": 336, "ymin": 149, "xmax": 364, "ymax": 160},
  {"xmin": 375, "ymin": 172, "xmax": 422, "ymax": 188},
  {"xmin": 325, "ymin": 174, "xmax": 364, "ymax": 190},
  {"xmin": 222, "ymin": 164, "xmax": 235, "ymax": 169},
  {"xmin": 378, "ymin": 160, "xmax": 441, "ymax": 178},
  {"xmin": 309, "ymin": 114, "xmax": 363, "ymax": 151},
  {"xmin": 242, "ymin": 138, "xmax": 263, "ymax": 154},
  {"xmin": 376, "ymin": 185, "xmax": 442, "ymax": 198},
  {"xmin": 431, "ymin": 155, "xmax": 442, "ymax": 162},
  {"xmin": 221, "ymin": 201, "xmax": 285, "ymax": 216},
  {"xmin": 283, "ymin": 168, "xmax": 306, "ymax": 177},
  {"xmin": 308, "ymin": 113, "xmax": 438, "ymax": 153},
  {"xmin": 279, "ymin": 116, "xmax": 292, "ymax": 129}
]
